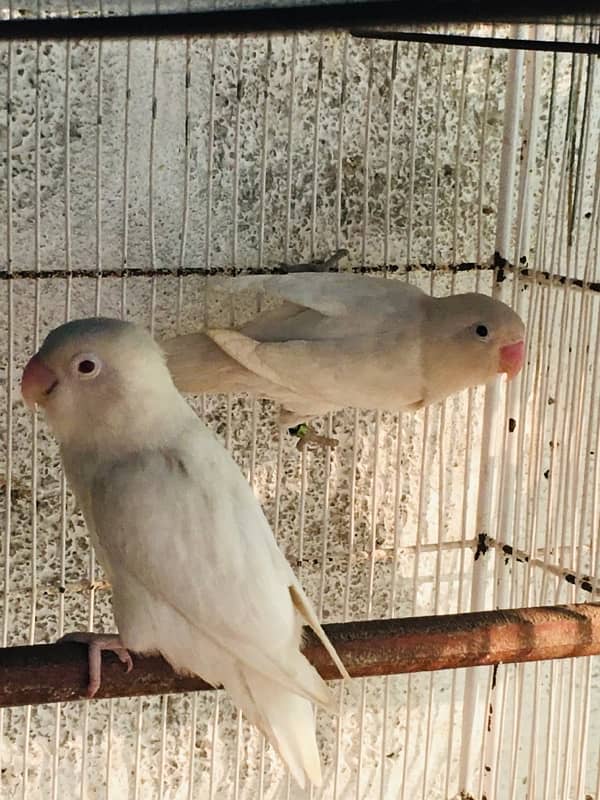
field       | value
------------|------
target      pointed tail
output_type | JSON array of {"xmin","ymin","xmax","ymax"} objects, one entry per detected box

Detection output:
[
  {"xmin": 290, "ymin": 584, "xmax": 351, "ymax": 681},
  {"xmin": 225, "ymin": 665, "xmax": 324, "ymax": 789},
  {"xmin": 160, "ymin": 331, "xmax": 266, "ymax": 396}
]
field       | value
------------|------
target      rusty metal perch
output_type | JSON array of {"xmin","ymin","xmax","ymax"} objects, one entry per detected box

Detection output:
[{"xmin": 1, "ymin": 603, "xmax": 598, "ymax": 708}]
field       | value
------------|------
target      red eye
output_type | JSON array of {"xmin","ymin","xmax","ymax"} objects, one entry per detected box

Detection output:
[{"xmin": 78, "ymin": 359, "xmax": 96, "ymax": 374}]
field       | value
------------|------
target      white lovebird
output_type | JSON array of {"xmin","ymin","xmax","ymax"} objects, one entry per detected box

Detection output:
[
  {"xmin": 21, "ymin": 317, "xmax": 349, "ymax": 788},
  {"xmin": 163, "ymin": 273, "xmax": 526, "ymax": 447}
]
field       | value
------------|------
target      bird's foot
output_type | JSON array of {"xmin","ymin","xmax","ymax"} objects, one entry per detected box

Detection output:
[
  {"xmin": 288, "ymin": 423, "xmax": 339, "ymax": 451},
  {"xmin": 58, "ymin": 632, "xmax": 133, "ymax": 698},
  {"xmin": 277, "ymin": 248, "xmax": 349, "ymax": 274}
]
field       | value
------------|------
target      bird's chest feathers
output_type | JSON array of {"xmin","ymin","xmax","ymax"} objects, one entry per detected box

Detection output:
[
  {"xmin": 61, "ymin": 458, "xmax": 116, "ymax": 579},
  {"xmin": 62, "ymin": 445, "xmax": 195, "ymax": 571}
]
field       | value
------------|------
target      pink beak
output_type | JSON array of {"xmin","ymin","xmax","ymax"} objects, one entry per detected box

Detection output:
[
  {"xmin": 499, "ymin": 340, "xmax": 525, "ymax": 380},
  {"xmin": 21, "ymin": 355, "xmax": 58, "ymax": 410}
]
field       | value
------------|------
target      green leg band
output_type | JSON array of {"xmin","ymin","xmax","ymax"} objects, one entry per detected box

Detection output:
[{"xmin": 288, "ymin": 423, "xmax": 309, "ymax": 437}]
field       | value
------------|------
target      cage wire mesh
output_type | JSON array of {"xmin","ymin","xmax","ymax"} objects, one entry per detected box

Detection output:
[{"xmin": 0, "ymin": 8, "xmax": 599, "ymax": 800}]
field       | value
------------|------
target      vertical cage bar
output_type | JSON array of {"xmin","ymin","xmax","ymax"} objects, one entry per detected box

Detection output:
[{"xmin": 459, "ymin": 26, "xmax": 526, "ymax": 793}]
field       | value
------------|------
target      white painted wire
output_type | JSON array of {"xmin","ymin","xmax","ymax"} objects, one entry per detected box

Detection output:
[
  {"xmin": 333, "ymin": 34, "xmax": 349, "ymax": 258},
  {"xmin": 331, "ymin": 36, "xmax": 351, "ymax": 800},
  {"xmin": 104, "ymin": 18, "xmax": 134, "ymax": 800},
  {"xmin": 562, "ymin": 44, "xmax": 598, "ymax": 800},
  {"xmin": 0, "ymin": 7, "xmax": 14, "ymax": 800},
  {"xmin": 459, "ymin": 29, "xmax": 525, "ymax": 795},
  {"xmin": 229, "ymin": 36, "xmax": 245, "ymax": 798},
  {"xmin": 201, "ymin": 36, "xmax": 221, "ymax": 800},
  {"xmin": 487, "ymin": 32, "xmax": 540, "ymax": 800},
  {"xmin": 382, "ymin": 41, "xmax": 397, "ymax": 269},
  {"xmin": 179, "ymin": 32, "xmax": 192, "ymax": 275},
  {"xmin": 310, "ymin": 34, "xmax": 324, "ymax": 263},
  {"xmin": 443, "ymin": 40, "xmax": 493, "ymax": 800},
  {"xmin": 405, "ymin": 42, "xmax": 422, "ymax": 265},
  {"xmin": 378, "ymin": 40, "xmax": 398, "ymax": 799},
  {"xmin": 447, "ymin": 40, "xmax": 483, "ymax": 800},
  {"xmin": 172, "ymin": 29, "xmax": 200, "ymax": 791},
  {"xmin": 21, "ymin": 12, "xmax": 43, "ymax": 799},
  {"xmin": 147, "ymin": 32, "xmax": 160, "ymax": 335},
  {"xmin": 204, "ymin": 38, "xmax": 217, "ymax": 272},
  {"xmin": 353, "ymin": 38, "xmax": 376, "ymax": 800},
  {"xmin": 283, "ymin": 34, "xmax": 298, "ymax": 263},
  {"xmin": 420, "ymin": 42, "xmax": 447, "ymax": 800},
  {"xmin": 573, "ymin": 62, "xmax": 600, "ymax": 800},
  {"xmin": 157, "ymin": 696, "xmax": 168, "ymax": 798},
  {"xmin": 51, "ymin": 21, "xmax": 75, "ymax": 800},
  {"xmin": 494, "ymin": 29, "xmax": 545, "ymax": 800},
  {"xmin": 78, "ymin": 20, "xmax": 106, "ymax": 800},
  {"xmin": 540, "ymin": 41, "xmax": 582, "ymax": 800}
]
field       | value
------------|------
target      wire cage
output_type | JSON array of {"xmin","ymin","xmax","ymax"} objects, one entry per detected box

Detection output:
[{"xmin": 1, "ymin": 3, "xmax": 600, "ymax": 798}]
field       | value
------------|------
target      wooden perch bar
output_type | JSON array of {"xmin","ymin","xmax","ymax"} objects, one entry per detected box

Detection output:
[{"xmin": 1, "ymin": 603, "xmax": 599, "ymax": 708}]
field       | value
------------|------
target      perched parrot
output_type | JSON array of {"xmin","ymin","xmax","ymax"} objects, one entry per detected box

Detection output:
[
  {"xmin": 162, "ymin": 272, "xmax": 526, "ymax": 448},
  {"xmin": 21, "ymin": 317, "xmax": 349, "ymax": 788}
]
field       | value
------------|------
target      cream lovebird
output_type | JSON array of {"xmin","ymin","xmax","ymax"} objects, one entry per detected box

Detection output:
[
  {"xmin": 21, "ymin": 317, "xmax": 349, "ymax": 788},
  {"xmin": 164, "ymin": 273, "xmax": 525, "ymax": 446}
]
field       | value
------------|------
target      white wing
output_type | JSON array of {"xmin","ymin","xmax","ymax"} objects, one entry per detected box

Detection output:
[
  {"xmin": 86, "ymin": 423, "xmax": 347, "ymax": 703},
  {"xmin": 210, "ymin": 272, "xmax": 427, "ymax": 318}
]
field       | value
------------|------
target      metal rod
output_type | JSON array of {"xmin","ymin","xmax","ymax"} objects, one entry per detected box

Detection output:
[
  {"xmin": 460, "ymin": 30, "xmax": 525, "ymax": 790},
  {"xmin": 1, "ymin": 260, "xmax": 599, "ymax": 294},
  {"xmin": 350, "ymin": 30, "xmax": 600, "ymax": 55},
  {"xmin": 1, "ymin": 603, "xmax": 599, "ymax": 709},
  {"xmin": 0, "ymin": 5, "xmax": 598, "ymax": 42}
]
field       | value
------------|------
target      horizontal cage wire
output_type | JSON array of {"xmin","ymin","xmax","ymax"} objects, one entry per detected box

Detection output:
[{"xmin": 0, "ymin": 13, "xmax": 599, "ymax": 800}]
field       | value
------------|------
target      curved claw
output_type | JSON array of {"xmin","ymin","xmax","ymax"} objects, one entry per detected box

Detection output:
[
  {"xmin": 117, "ymin": 649, "xmax": 134, "ymax": 674},
  {"xmin": 58, "ymin": 631, "xmax": 133, "ymax": 698}
]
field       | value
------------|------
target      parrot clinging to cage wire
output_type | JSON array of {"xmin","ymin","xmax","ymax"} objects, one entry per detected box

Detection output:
[
  {"xmin": 162, "ymin": 267, "xmax": 526, "ymax": 449},
  {"xmin": 21, "ymin": 317, "xmax": 350, "ymax": 789}
]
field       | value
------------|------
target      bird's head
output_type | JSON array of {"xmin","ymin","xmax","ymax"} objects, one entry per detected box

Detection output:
[
  {"xmin": 21, "ymin": 317, "xmax": 175, "ymax": 450},
  {"xmin": 424, "ymin": 292, "xmax": 526, "ymax": 399}
]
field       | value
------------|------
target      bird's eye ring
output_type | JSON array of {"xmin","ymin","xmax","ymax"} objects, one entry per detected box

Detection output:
[
  {"xmin": 71, "ymin": 353, "xmax": 102, "ymax": 380},
  {"xmin": 475, "ymin": 324, "xmax": 489, "ymax": 339}
]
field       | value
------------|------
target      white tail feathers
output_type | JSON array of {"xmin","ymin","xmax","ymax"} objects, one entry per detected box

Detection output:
[
  {"xmin": 225, "ymin": 665, "xmax": 323, "ymax": 788},
  {"xmin": 289, "ymin": 584, "xmax": 351, "ymax": 682},
  {"xmin": 206, "ymin": 328, "xmax": 289, "ymax": 389}
]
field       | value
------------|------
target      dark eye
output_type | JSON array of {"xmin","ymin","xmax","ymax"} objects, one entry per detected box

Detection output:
[
  {"xmin": 476, "ymin": 324, "xmax": 489, "ymax": 338},
  {"xmin": 78, "ymin": 359, "xmax": 96, "ymax": 374},
  {"xmin": 71, "ymin": 353, "xmax": 102, "ymax": 379}
]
